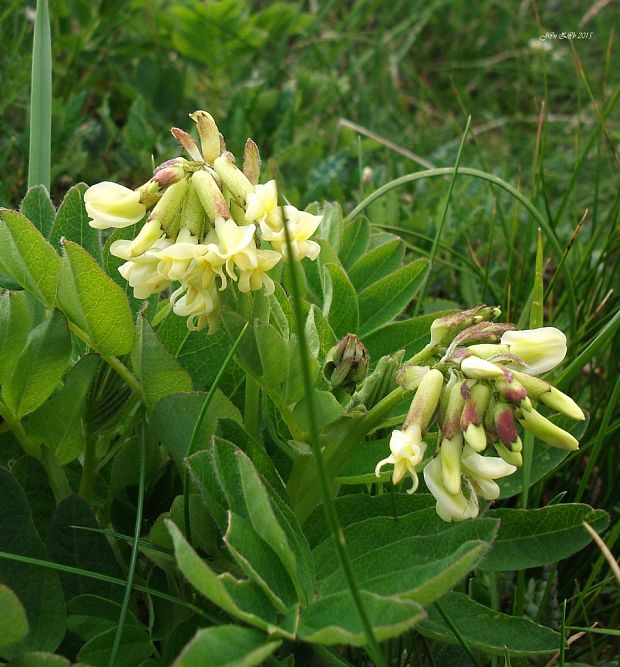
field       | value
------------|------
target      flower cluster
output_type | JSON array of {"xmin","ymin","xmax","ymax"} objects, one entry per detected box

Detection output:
[
  {"xmin": 83, "ymin": 111, "xmax": 322, "ymax": 331},
  {"xmin": 376, "ymin": 306, "xmax": 585, "ymax": 522}
]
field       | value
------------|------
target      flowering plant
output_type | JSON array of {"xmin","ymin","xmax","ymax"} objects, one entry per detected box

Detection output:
[{"xmin": 0, "ymin": 110, "xmax": 608, "ymax": 666}]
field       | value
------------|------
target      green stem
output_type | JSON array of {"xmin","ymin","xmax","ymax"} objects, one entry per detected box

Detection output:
[{"xmin": 0, "ymin": 401, "xmax": 41, "ymax": 459}]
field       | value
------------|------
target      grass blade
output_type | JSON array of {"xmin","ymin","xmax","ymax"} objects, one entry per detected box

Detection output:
[
  {"xmin": 282, "ymin": 206, "xmax": 387, "ymax": 667},
  {"xmin": 108, "ymin": 414, "xmax": 147, "ymax": 667},
  {"xmin": 413, "ymin": 116, "xmax": 470, "ymax": 317},
  {"xmin": 28, "ymin": 0, "xmax": 52, "ymax": 190}
]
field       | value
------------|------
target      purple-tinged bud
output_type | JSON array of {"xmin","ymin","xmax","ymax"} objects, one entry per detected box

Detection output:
[
  {"xmin": 510, "ymin": 369, "xmax": 585, "ymax": 421},
  {"xmin": 324, "ymin": 333, "xmax": 369, "ymax": 392},
  {"xmin": 495, "ymin": 373, "xmax": 532, "ymax": 411},
  {"xmin": 403, "ymin": 368, "xmax": 444, "ymax": 435},
  {"xmin": 243, "ymin": 138, "xmax": 261, "ymax": 186},
  {"xmin": 429, "ymin": 305, "xmax": 502, "ymax": 348},
  {"xmin": 460, "ymin": 383, "xmax": 491, "ymax": 452},
  {"xmin": 152, "ymin": 158, "xmax": 188, "ymax": 189},
  {"xmin": 189, "ymin": 110, "xmax": 221, "ymax": 164},
  {"xmin": 171, "ymin": 127, "xmax": 203, "ymax": 163},
  {"xmin": 494, "ymin": 402, "xmax": 520, "ymax": 449},
  {"xmin": 449, "ymin": 321, "xmax": 517, "ymax": 352}
]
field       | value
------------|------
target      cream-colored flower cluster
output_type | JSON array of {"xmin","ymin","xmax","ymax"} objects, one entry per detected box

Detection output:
[
  {"xmin": 376, "ymin": 306, "xmax": 585, "ymax": 522},
  {"xmin": 83, "ymin": 111, "xmax": 322, "ymax": 331}
]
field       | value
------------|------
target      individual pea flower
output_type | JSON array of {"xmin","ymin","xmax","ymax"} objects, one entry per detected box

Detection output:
[
  {"xmin": 324, "ymin": 334, "xmax": 369, "ymax": 393},
  {"xmin": 423, "ymin": 456, "xmax": 479, "ymax": 522},
  {"xmin": 245, "ymin": 180, "xmax": 281, "ymax": 230},
  {"xmin": 468, "ymin": 327, "xmax": 567, "ymax": 376},
  {"xmin": 170, "ymin": 282, "xmax": 220, "ymax": 333},
  {"xmin": 84, "ymin": 181, "xmax": 147, "ymax": 230},
  {"xmin": 500, "ymin": 327, "xmax": 567, "ymax": 375},
  {"xmin": 376, "ymin": 368, "xmax": 444, "ymax": 493},
  {"xmin": 461, "ymin": 445, "xmax": 517, "ymax": 501},
  {"xmin": 204, "ymin": 217, "xmax": 258, "ymax": 286},
  {"xmin": 261, "ymin": 206, "xmax": 322, "ymax": 261},
  {"xmin": 117, "ymin": 238, "xmax": 173, "ymax": 299},
  {"xmin": 156, "ymin": 228, "xmax": 205, "ymax": 283},
  {"xmin": 236, "ymin": 248, "xmax": 281, "ymax": 295}
]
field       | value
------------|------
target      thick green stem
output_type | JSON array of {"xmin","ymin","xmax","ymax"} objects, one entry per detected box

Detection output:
[{"xmin": 0, "ymin": 401, "xmax": 41, "ymax": 460}]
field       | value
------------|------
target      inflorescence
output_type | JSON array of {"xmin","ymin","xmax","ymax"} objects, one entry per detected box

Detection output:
[
  {"xmin": 375, "ymin": 306, "xmax": 584, "ymax": 522},
  {"xmin": 83, "ymin": 110, "xmax": 323, "ymax": 332}
]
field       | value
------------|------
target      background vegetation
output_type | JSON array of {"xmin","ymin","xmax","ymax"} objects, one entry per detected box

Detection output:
[{"xmin": 0, "ymin": 0, "xmax": 618, "ymax": 664}]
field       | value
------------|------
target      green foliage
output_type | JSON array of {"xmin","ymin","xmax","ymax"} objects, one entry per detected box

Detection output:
[
  {"xmin": 0, "ymin": 2, "xmax": 618, "ymax": 661},
  {"xmin": 58, "ymin": 240, "xmax": 134, "ymax": 356},
  {"xmin": 2, "ymin": 310, "xmax": 71, "ymax": 419}
]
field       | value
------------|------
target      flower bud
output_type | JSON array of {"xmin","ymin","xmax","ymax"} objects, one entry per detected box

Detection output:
[
  {"xmin": 509, "ymin": 369, "xmax": 584, "ymax": 421},
  {"xmin": 243, "ymin": 138, "xmax": 261, "ymax": 186},
  {"xmin": 397, "ymin": 364, "xmax": 431, "ymax": 392},
  {"xmin": 190, "ymin": 110, "xmax": 221, "ymax": 164},
  {"xmin": 492, "ymin": 440, "xmax": 523, "ymax": 467},
  {"xmin": 493, "ymin": 402, "xmax": 521, "ymax": 451},
  {"xmin": 495, "ymin": 374, "xmax": 532, "ymax": 411},
  {"xmin": 181, "ymin": 181, "xmax": 208, "ymax": 239},
  {"xmin": 429, "ymin": 305, "xmax": 501, "ymax": 348},
  {"xmin": 351, "ymin": 351, "xmax": 404, "ymax": 411},
  {"xmin": 171, "ymin": 127, "xmax": 203, "ymax": 162},
  {"xmin": 461, "ymin": 356, "xmax": 504, "ymax": 380},
  {"xmin": 442, "ymin": 378, "xmax": 467, "ymax": 439},
  {"xmin": 324, "ymin": 333, "xmax": 369, "ymax": 392},
  {"xmin": 440, "ymin": 432, "xmax": 463, "ymax": 495},
  {"xmin": 84, "ymin": 181, "xmax": 146, "ymax": 230},
  {"xmin": 213, "ymin": 152, "xmax": 254, "ymax": 204},
  {"xmin": 519, "ymin": 408, "xmax": 579, "ymax": 450},
  {"xmin": 460, "ymin": 383, "xmax": 491, "ymax": 433},
  {"xmin": 500, "ymin": 327, "xmax": 567, "ymax": 375},
  {"xmin": 150, "ymin": 178, "xmax": 189, "ymax": 236},
  {"xmin": 191, "ymin": 169, "xmax": 231, "ymax": 223},
  {"xmin": 152, "ymin": 157, "xmax": 188, "ymax": 188},
  {"xmin": 403, "ymin": 368, "xmax": 444, "ymax": 434}
]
